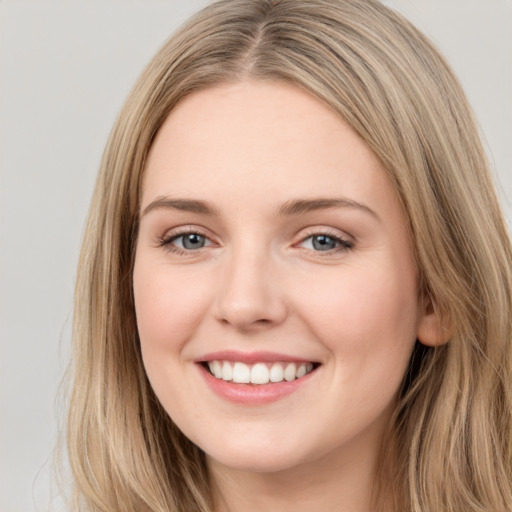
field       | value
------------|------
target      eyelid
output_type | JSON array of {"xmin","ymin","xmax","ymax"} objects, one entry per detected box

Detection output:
[
  {"xmin": 157, "ymin": 225, "xmax": 217, "ymax": 254},
  {"xmin": 155, "ymin": 224, "xmax": 354, "ymax": 257},
  {"xmin": 293, "ymin": 227, "xmax": 354, "ymax": 253}
]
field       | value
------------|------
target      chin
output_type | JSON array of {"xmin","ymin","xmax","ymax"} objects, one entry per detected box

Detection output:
[
  {"xmin": 200, "ymin": 435, "xmax": 310, "ymax": 474},
  {"xmin": 207, "ymin": 450, "xmax": 305, "ymax": 474}
]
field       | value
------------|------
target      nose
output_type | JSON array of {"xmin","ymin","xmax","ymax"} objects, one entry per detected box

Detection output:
[{"xmin": 213, "ymin": 248, "xmax": 288, "ymax": 331}]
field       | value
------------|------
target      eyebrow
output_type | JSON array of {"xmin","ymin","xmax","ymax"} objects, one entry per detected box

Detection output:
[
  {"xmin": 141, "ymin": 196, "xmax": 379, "ymax": 220},
  {"xmin": 142, "ymin": 197, "xmax": 220, "ymax": 217},
  {"xmin": 276, "ymin": 198, "xmax": 379, "ymax": 220}
]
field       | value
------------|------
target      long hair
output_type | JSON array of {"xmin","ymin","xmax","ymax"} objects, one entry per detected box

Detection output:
[{"xmin": 67, "ymin": 1, "xmax": 512, "ymax": 510}]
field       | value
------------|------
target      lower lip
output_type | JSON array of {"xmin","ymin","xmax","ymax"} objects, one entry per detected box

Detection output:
[{"xmin": 197, "ymin": 363, "xmax": 318, "ymax": 405}]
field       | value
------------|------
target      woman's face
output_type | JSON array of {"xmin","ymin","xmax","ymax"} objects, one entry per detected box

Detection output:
[{"xmin": 134, "ymin": 81, "xmax": 429, "ymax": 474}]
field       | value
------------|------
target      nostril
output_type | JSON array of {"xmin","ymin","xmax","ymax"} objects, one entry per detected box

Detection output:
[{"xmin": 219, "ymin": 315, "xmax": 275, "ymax": 330}]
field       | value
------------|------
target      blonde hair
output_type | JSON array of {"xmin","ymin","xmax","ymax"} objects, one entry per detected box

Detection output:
[{"xmin": 67, "ymin": 0, "xmax": 512, "ymax": 510}]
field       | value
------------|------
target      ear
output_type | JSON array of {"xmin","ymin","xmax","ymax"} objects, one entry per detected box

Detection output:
[{"xmin": 417, "ymin": 293, "xmax": 451, "ymax": 347}]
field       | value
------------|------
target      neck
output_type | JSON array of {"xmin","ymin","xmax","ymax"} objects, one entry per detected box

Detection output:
[{"xmin": 207, "ymin": 431, "xmax": 389, "ymax": 512}]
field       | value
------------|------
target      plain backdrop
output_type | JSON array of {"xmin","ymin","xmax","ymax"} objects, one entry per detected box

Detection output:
[{"xmin": 1, "ymin": 1, "xmax": 511, "ymax": 511}]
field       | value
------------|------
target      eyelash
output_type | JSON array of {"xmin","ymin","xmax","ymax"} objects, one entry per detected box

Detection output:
[
  {"xmin": 158, "ymin": 228, "xmax": 212, "ymax": 256},
  {"xmin": 297, "ymin": 229, "xmax": 354, "ymax": 255},
  {"xmin": 158, "ymin": 228, "xmax": 354, "ymax": 256}
]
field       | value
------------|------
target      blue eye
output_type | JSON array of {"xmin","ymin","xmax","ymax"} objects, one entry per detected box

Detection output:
[
  {"xmin": 300, "ymin": 233, "xmax": 352, "ymax": 252},
  {"xmin": 161, "ymin": 231, "xmax": 212, "ymax": 252},
  {"xmin": 312, "ymin": 234, "xmax": 337, "ymax": 251},
  {"xmin": 179, "ymin": 233, "xmax": 207, "ymax": 249},
  {"xmin": 160, "ymin": 229, "xmax": 351, "ymax": 255}
]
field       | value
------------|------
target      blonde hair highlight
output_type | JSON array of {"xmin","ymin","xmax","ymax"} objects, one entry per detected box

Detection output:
[{"xmin": 67, "ymin": 1, "xmax": 512, "ymax": 510}]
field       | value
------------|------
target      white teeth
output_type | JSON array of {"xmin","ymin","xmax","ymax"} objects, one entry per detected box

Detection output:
[
  {"xmin": 269, "ymin": 362, "xmax": 284, "ymax": 382},
  {"xmin": 209, "ymin": 360, "xmax": 222, "ymax": 379},
  {"xmin": 251, "ymin": 363, "xmax": 270, "ymax": 384},
  {"xmin": 284, "ymin": 363, "xmax": 297, "ymax": 381},
  {"xmin": 207, "ymin": 360, "xmax": 316, "ymax": 385},
  {"xmin": 232, "ymin": 362, "xmax": 251, "ymax": 383},
  {"xmin": 296, "ymin": 364, "xmax": 307, "ymax": 378},
  {"xmin": 221, "ymin": 361, "xmax": 233, "ymax": 381}
]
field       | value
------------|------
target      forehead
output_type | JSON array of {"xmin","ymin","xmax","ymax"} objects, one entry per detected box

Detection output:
[{"xmin": 142, "ymin": 80, "xmax": 396, "ymax": 217}]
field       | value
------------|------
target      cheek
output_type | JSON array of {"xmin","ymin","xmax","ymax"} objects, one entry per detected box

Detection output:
[
  {"xmin": 291, "ymin": 259, "xmax": 419, "ymax": 376},
  {"xmin": 289, "ymin": 261, "xmax": 419, "ymax": 438},
  {"xmin": 133, "ymin": 258, "xmax": 213, "ymax": 360}
]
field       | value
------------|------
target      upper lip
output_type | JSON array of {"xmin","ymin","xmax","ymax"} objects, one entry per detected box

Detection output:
[{"xmin": 195, "ymin": 350, "xmax": 320, "ymax": 365}]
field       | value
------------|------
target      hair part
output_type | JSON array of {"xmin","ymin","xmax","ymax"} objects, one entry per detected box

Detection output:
[{"xmin": 67, "ymin": 1, "xmax": 512, "ymax": 510}]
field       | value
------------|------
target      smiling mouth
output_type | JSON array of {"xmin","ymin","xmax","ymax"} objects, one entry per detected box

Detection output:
[{"xmin": 202, "ymin": 360, "xmax": 319, "ymax": 385}]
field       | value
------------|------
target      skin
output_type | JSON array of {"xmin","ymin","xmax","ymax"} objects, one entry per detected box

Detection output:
[{"xmin": 133, "ymin": 80, "xmax": 442, "ymax": 511}]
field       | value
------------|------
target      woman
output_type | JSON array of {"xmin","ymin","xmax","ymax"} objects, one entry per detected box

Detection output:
[{"xmin": 67, "ymin": 0, "xmax": 512, "ymax": 510}]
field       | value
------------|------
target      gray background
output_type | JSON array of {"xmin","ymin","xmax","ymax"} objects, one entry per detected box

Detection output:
[{"xmin": 1, "ymin": 1, "xmax": 511, "ymax": 511}]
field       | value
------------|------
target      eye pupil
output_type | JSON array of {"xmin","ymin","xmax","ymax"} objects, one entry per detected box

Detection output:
[
  {"xmin": 312, "ymin": 235, "xmax": 337, "ymax": 251},
  {"xmin": 183, "ymin": 233, "xmax": 205, "ymax": 249}
]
